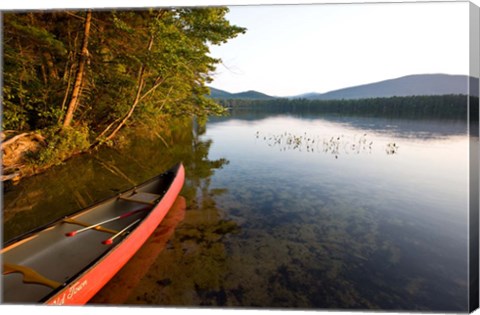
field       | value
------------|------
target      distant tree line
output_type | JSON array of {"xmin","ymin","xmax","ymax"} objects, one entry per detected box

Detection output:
[{"xmin": 217, "ymin": 94, "xmax": 472, "ymax": 120}]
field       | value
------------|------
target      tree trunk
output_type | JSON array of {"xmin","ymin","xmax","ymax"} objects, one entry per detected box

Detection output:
[
  {"xmin": 62, "ymin": 10, "xmax": 92, "ymax": 129},
  {"xmin": 99, "ymin": 34, "xmax": 155, "ymax": 143}
]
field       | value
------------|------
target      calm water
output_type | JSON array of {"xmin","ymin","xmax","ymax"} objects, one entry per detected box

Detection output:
[{"xmin": 2, "ymin": 109, "xmax": 473, "ymax": 311}]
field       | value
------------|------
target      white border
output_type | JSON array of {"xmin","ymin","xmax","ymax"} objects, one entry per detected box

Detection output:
[
  {"xmin": 0, "ymin": 0, "xmax": 479, "ymax": 10},
  {"xmin": 1, "ymin": 1, "xmax": 478, "ymax": 315}
]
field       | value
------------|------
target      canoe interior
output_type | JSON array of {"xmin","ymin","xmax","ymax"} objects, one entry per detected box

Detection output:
[{"xmin": 2, "ymin": 165, "xmax": 179, "ymax": 304}]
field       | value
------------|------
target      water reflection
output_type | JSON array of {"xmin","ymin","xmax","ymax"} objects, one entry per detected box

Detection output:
[
  {"xmin": 90, "ymin": 196, "xmax": 187, "ymax": 304},
  {"xmin": 118, "ymin": 159, "xmax": 241, "ymax": 306},
  {"xmin": 2, "ymin": 118, "xmax": 230, "ymax": 242},
  {"xmin": 200, "ymin": 111, "xmax": 469, "ymax": 310},
  {"xmin": 209, "ymin": 110, "xmax": 468, "ymax": 140},
  {"xmin": 2, "ymin": 109, "xmax": 471, "ymax": 311}
]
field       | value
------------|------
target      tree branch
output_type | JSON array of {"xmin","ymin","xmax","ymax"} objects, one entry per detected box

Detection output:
[
  {"xmin": 139, "ymin": 76, "xmax": 165, "ymax": 102},
  {"xmin": 95, "ymin": 32, "xmax": 155, "ymax": 145}
]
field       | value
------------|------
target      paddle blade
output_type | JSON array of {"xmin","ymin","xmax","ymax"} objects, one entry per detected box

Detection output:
[
  {"xmin": 65, "ymin": 231, "xmax": 77, "ymax": 237},
  {"xmin": 102, "ymin": 239, "xmax": 113, "ymax": 245}
]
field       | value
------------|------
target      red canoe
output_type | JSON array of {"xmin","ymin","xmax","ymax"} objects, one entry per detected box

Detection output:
[{"xmin": 2, "ymin": 163, "xmax": 185, "ymax": 305}]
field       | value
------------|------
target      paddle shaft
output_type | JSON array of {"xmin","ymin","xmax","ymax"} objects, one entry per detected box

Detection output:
[
  {"xmin": 66, "ymin": 207, "xmax": 149, "ymax": 237},
  {"xmin": 102, "ymin": 218, "xmax": 142, "ymax": 245}
]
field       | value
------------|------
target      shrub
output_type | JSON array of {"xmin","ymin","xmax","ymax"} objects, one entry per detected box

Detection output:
[{"xmin": 25, "ymin": 125, "xmax": 91, "ymax": 167}]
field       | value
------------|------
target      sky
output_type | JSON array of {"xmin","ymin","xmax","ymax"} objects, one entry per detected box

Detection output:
[
  {"xmin": 208, "ymin": 2, "xmax": 471, "ymax": 97},
  {"xmin": 0, "ymin": 1, "xmax": 475, "ymax": 97}
]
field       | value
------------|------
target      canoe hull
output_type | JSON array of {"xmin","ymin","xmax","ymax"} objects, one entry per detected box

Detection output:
[
  {"xmin": 46, "ymin": 164, "xmax": 185, "ymax": 305},
  {"xmin": 2, "ymin": 164, "xmax": 185, "ymax": 305}
]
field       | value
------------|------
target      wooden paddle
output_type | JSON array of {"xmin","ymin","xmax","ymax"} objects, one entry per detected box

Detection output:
[
  {"xmin": 102, "ymin": 218, "xmax": 141, "ymax": 245},
  {"xmin": 65, "ymin": 207, "xmax": 149, "ymax": 237}
]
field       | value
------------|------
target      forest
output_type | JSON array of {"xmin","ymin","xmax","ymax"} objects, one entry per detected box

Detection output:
[
  {"xmin": 1, "ymin": 8, "xmax": 245, "ymax": 179},
  {"xmin": 218, "ymin": 94, "xmax": 475, "ymax": 120}
]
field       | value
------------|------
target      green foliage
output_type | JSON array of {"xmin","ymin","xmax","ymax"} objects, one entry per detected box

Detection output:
[
  {"xmin": 2, "ymin": 12, "xmax": 83, "ymax": 131},
  {"xmin": 25, "ymin": 126, "xmax": 91, "ymax": 167},
  {"xmin": 82, "ymin": 8, "xmax": 244, "ymax": 133},
  {"xmin": 2, "ymin": 86, "xmax": 29, "ymax": 130},
  {"xmin": 8, "ymin": 19, "xmax": 67, "ymax": 55},
  {"xmin": 3, "ymin": 8, "xmax": 244, "ymax": 134}
]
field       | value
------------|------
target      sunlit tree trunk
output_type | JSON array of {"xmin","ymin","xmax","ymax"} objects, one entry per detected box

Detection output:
[{"xmin": 62, "ymin": 10, "xmax": 91, "ymax": 129}]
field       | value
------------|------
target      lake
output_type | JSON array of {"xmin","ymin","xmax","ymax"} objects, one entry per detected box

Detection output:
[{"xmin": 2, "ymin": 107, "xmax": 473, "ymax": 311}]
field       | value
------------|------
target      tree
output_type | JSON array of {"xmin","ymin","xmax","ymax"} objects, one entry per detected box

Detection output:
[
  {"xmin": 2, "ymin": 7, "xmax": 245, "ymax": 138},
  {"xmin": 62, "ymin": 10, "xmax": 92, "ymax": 129},
  {"xmin": 2, "ymin": 7, "xmax": 245, "ymax": 175},
  {"xmin": 89, "ymin": 8, "xmax": 245, "ymax": 145},
  {"xmin": 3, "ymin": 12, "xmax": 70, "ymax": 130}
]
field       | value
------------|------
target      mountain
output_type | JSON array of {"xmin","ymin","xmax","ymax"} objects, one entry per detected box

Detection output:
[
  {"xmin": 210, "ymin": 74, "xmax": 472, "ymax": 101},
  {"xmin": 209, "ymin": 87, "xmax": 276, "ymax": 100},
  {"xmin": 209, "ymin": 87, "xmax": 234, "ymax": 99},
  {"xmin": 294, "ymin": 74, "xmax": 469, "ymax": 100}
]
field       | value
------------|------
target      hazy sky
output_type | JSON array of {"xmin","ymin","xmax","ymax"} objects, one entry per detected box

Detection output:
[{"xmin": 208, "ymin": 2, "xmax": 470, "ymax": 96}]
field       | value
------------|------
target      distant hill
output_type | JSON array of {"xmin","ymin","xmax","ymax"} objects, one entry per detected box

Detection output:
[
  {"xmin": 210, "ymin": 74, "xmax": 472, "ymax": 101},
  {"xmin": 294, "ymin": 74, "xmax": 469, "ymax": 100},
  {"xmin": 209, "ymin": 87, "xmax": 276, "ymax": 100},
  {"xmin": 209, "ymin": 87, "xmax": 234, "ymax": 99}
]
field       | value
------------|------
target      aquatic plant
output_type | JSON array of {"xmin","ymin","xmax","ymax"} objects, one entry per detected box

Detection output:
[{"xmin": 255, "ymin": 131, "xmax": 382, "ymax": 158}]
